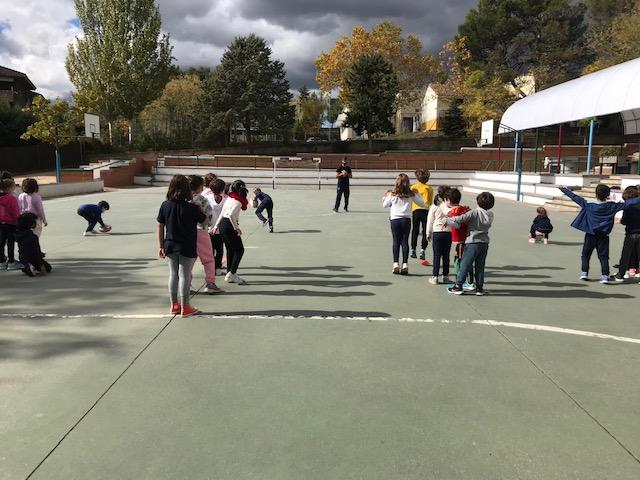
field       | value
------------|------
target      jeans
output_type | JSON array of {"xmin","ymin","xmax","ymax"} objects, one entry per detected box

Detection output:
[
  {"xmin": 77, "ymin": 209, "xmax": 99, "ymax": 232},
  {"xmin": 411, "ymin": 209, "xmax": 429, "ymax": 250},
  {"xmin": 456, "ymin": 243, "xmax": 489, "ymax": 288},
  {"xmin": 390, "ymin": 218, "xmax": 411, "ymax": 263},
  {"xmin": 454, "ymin": 243, "xmax": 474, "ymax": 284},
  {"xmin": 219, "ymin": 218, "xmax": 244, "ymax": 274},
  {"xmin": 617, "ymin": 233, "xmax": 640, "ymax": 277},
  {"xmin": 335, "ymin": 187, "xmax": 350, "ymax": 210},
  {"xmin": 256, "ymin": 200, "xmax": 274, "ymax": 227},
  {"xmin": 581, "ymin": 232, "xmax": 609, "ymax": 276},
  {"xmin": 210, "ymin": 234, "xmax": 225, "ymax": 270},
  {"xmin": 167, "ymin": 253, "xmax": 197, "ymax": 306},
  {"xmin": 432, "ymin": 231, "xmax": 452, "ymax": 277},
  {"xmin": 0, "ymin": 223, "xmax": 16, "ymax": 263}
]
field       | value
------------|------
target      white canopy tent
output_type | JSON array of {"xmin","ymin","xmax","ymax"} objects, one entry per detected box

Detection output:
[{"xmin": 499, "ymin": 57, "xmax": 640, "ymax": 135}]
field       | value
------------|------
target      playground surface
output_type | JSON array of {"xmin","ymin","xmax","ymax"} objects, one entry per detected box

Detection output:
[{"xmin": 1, "ymin": 186, "xmax": 639, "ymax": 479}]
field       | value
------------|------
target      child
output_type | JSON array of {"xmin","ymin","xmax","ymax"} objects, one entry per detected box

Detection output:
[
  {"xmin": 559, "ymin": 184, "xmax": 640, "ymax": 283},
  {"xmin": 157, "ymin": 175, "xmax": 205, "ymax": 317},
  {"xmin": 189, "ymin": 175, "xmax": 222, "ymax": 295},
  {"xmin": 614, "ymin": 186, "xmax": 640, "ymax": 282},
  {"xmin": 445, "ymin": 192, "xmax": 495, "ymax": 296},
  {"xmin": 410, "ymin": 169, "xmax": 433, "ymax": 261},
  {"xmin": 204, "ymin": 178, "xmax": 227, "ymax": 275},
  {"xmin": 446, "ymin": 188, "xmax": 474, "ymax": 288},
  {"xmin": 252, "ymin": 188, "xmax": 274, "ymax": 233},
  {"xmin": 77, "ymin": 201, "xmax": 110, "ymax": 236},
  {"xmin": 529, "ymin": 207, "xmax": 553, "ymax": 244},
  {"xmin": 15, "ymin": 212, "xmax": 51, "ymax": 277},
  {"xmin": 212, "ymin": 179, "xmax": 249, "ymax": 285},
  {"xmin": 203, "ymin": 172, "xmax": 217, "ymax": 198},
  {"xmin": 426, "ymin": 186, "xmax": 452, "ymax": 284},
  {"xmin": 0, "ymin": 178, "xmax": 20, "ymax": 270},
  {"xmin": 18, "ymin": 178, "xmax": 47, "ymax": 237},
  {"xmin": 382, "ymin": 174, "xmax": 426, "ymax": 275}
]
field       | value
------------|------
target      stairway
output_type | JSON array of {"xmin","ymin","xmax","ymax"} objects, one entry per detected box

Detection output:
[{"xmin": 544, "ymin": 176, "xmax": 622, "ymax": 212}]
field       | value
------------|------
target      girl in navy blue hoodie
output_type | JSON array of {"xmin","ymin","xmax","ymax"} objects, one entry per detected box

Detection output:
[{"xmin": 529, "ymin": 207, "xmax": 553, "ymax": 244}]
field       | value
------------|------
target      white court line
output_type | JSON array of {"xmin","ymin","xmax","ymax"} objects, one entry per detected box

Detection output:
[{"xmin": 1, "ymin": 313, "xmax": 639, "ymax": 346}]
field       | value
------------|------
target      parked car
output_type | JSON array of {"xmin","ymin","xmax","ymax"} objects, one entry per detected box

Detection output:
[{"xmin": 306, "ymin": 137, "xmax": 323, "ymax": 143}]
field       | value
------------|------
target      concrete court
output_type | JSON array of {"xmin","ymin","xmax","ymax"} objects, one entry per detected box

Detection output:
[{"xmin": 1, "ymin": 185, "xmax": 639, "ymax": 480}]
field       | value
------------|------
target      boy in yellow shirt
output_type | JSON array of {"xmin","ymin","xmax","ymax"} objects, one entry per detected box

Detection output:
[{"xmin": 410, "ymin": 169, "xmax": 434, "ymax": 261}]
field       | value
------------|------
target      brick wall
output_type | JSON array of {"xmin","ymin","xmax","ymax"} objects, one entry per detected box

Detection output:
[
  {"xmin": 100, "ymin": 158, "xmax": 153, "ymax": 187},
  {"xmin": 61, "ymin": 170, "xmax": 93, "ymax": 183}
]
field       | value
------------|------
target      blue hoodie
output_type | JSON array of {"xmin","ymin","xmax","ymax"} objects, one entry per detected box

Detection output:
[{"xmin": 560, "ymin": 187, "xmax": 640, "ymax": 235}]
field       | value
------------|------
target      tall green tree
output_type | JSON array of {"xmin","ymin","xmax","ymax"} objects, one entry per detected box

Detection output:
[
  {"xmin": 458, "ymin": 0, "xmax": 588, "ymax": 90},
  {"xmin": 0, "ymin": 102, "xmax": 35, "ymax": 146},
  {"xmin": 343, "ymin": 54, "xmax": 399, "ymax": 152},
  {"xmin": 65, "ymin": 0, "xmax": 173, "ymax": 143},
  {"xmin": 300, "ymin": 93, "xmax": 324, "ymax": 138},
  {"xmin": 441, "ymin": 99, "xmax": 467, "ymax": 138},
  {"xmin": 201, "ymin": 35, "xmax": 294, "ymax": 145},
  {"xmin": 21, "ymin": 97, "xmax": 82, "ymax": 147}
]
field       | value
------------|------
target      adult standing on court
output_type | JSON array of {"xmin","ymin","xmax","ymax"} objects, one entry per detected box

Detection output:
[{"xmin": 333, "ymin": 157, "xmax": 352, "ymax": 212}]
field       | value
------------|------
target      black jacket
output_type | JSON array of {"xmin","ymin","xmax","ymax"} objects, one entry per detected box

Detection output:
[
  {"xmin": 621, "ymin": 203, "xmax": 640, "ymax": 235},
  {"xmin": 15, "ymin": 229, "xmax": 44, "ymax": 265}
]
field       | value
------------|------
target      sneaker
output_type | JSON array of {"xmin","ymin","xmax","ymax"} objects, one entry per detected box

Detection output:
[
  {"xmin": 400, "ymin": 264, "xmax": 409, "ymax": 275},
  {"xmin": 224, "ymin": 272, "xmax": 233, "ymax": 282},
  {"xmin": 614, "ymin": 275, "xmax": 625, "ymax": 282},
  {"xmin": 233, "ymin": 274, "xmax": 247, "ymax": 285},
  {"xmin": 181, "ymin": 305, "xmax": 199, "ymax": 317},
  {"xmin": 475, "ymin": 288, "xmax": 487, "ymax": 296},
  {"xmin": 410, "ymin": 250, "xmax": 417, "ymax": 259},
  {"xmin": 442, "ymin": 275, "xmax": 450, "ymax": 284},
  {"xmin": 543, "ymin": 238, "xmax": 549, "ymax": 245},
  {"xmin": 215, "ymin": 268, "xmax": 226, "ymax": 276},
  {"xmin": 528, "ymin": 238, "xmax": 536, "ymax": 244},
  {"xmin": 83, "ymin": 230, "xmax": 97, "ymax": 236},
  {"xmin": 0, "ymin": 261, "xmax": 7, "ymax": 270},
  {"xmin": 448, "ymin": 284, "xmax": 464, "ymax": 295},
  {"xmin": 599, "ymin": 275, "xmax": 610, "ymax": 284},
  {"xmin": 392, "ymin": 265, "xmax": 400, "ymax": 275},
  {"xmin": 170, "ymin": 303, "xmax": 181, "ymax": 314},
  {"xmin": 419, "ymin": 250, "xmax": 425, "ymax": 260},
  {"xmin": 205, "ymin": 283, "xmax": 223, "ymax": 294},
  {"xmin": 7, "ymin": 262, "xmax": 21, "ymax": 271},
  {"xmin": 332, "ymin": 208, "xmax": 338, "ymax": 213},
  {"xmin": 580, "ymin": 272, "xmax": 589, "ymax": 281},
  {"xmin": 344, "ymin": 207, "xmax": 349, "ymax": 212},
  {"xmin": 22, "ymin": 264, "xmax": 36, "ymax": 277},
  {"xmin": 262, "ymin": 220, "xmax": 268, "ymax": 227},
  {"xmin": 429, "ymin": 276, "xmax": 438, "ymax": 285},
  {"xmin": 463, "ymin": 282, "xmax": 476, "ymax": 291},
  {"xmin": 269, "ymin": 227, "xmax": 273, "ymax": 233}
]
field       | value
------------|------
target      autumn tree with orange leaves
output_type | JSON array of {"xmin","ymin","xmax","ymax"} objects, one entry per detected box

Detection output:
[{"xmin": 315, "ymin": 21, "xmax": 436, "ymax": 107}]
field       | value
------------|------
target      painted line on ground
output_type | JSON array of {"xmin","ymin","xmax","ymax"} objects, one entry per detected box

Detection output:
[{"xmin": 1, "ymin": 313, "xmax": 639, "ymax": 346}]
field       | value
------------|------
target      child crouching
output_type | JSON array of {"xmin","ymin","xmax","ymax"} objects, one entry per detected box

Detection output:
[
  {"xmin": 529, "ymin": 207, "xmax": 553, "ymax": 244},
  {"xmin": 15, "ymin": 212, "xmax": 51, "ymax": 276}
]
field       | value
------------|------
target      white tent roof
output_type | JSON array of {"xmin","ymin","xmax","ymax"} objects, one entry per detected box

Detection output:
[{"xmin": 499, "ymin": 57, "xmax": 640, "ymax": 135}]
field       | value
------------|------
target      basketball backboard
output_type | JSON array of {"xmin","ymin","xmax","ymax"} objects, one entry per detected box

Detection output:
[
  {"xmin": 84, "ymin": 113, "xmax": 100, "ymax": 139},
  {"xmin": 481, "ymin": 119, "xmax": 494, "ymax": 146}
]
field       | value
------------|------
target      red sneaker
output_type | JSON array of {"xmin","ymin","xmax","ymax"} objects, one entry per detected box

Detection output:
[
  {"xmin": 170, "ymin": 303, "xmax": 180, "ymax": 314},
  {"xmin": 181, "ymin": 305, "xmax": 199, "ymax": 318}
]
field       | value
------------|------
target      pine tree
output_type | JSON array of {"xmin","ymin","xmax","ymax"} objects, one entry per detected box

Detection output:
[
  {"xmin": 441, "ymin": 99, "xmax": 467, "ymax": 138},
  {"xmin": 343, "ymin": 54, "xmax": 399, "ymax": 152}
]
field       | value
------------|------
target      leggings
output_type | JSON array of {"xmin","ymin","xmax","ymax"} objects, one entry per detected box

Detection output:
[
  {"xmin": 411, "ymin": 209, "xmax": 428, "ymax": 250},
  {"xmin": 432, "ymin": 231, "xmax": 452, "ymax": 277},
  {"xmin": 219, "ymin": 218, "xmax": 244, "ymax": 274},
  {"xmin": 166, "ymin": 253, "xmax": 196, "ymax": 306},
  {"xmin": 390, "ymin": 218, "xmax": 411, "ymax": 263},
  {"xmin": 256, "ymin": 201, "xmax": 274, "ymax": 227},
  {"xmin": 0, "ymin": 223, "xmax": 16, "ymax": 263},
  {"xmin": 210, "ymin": 234, "xmax": 225, "ymax": 270}
]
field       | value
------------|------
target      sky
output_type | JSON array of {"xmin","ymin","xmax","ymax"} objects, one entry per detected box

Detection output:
[{"xmin": 0, "ymin": 0, "xmax": 477, "ymax": 99}]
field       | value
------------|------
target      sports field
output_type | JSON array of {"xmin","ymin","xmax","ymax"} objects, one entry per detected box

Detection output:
[{"xmin": 1, "ymin": 186, "xmax": 639, "ymax": 479}]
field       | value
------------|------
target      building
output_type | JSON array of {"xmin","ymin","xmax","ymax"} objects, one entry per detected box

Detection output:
[
  {"xmin": 0, "ymin": 66, "xmax": 38, "ymax": 108},
  {"xmin": 420, "ymin": 84, "xmax": 453, "ymax": 132},
  {"xmin": 393, "ymin": 92, "xmax": 422, "ymax": 134}
]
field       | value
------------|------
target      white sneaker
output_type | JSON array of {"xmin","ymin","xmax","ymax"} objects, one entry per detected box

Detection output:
[
  {"xmin": 428, "ymin": 276, "xmax": 438, "ymax": 285},
  {"xmin": 543, "ymin": 238, "xmax": 549, "ymax": 245},
  {"xmin": 528, "ymin": 238, "xmax": 536, "ymax": 244},
  {"xmin": 224, "ymin": 272, "xmax": 233, "ymax": 282},
  {"xmin": 228, "ymin": 273, "xmax": 246, "ymax": 285},
  {"xmin": 83, "ymin": 230, "xmax": 97, "ymax": 236}
]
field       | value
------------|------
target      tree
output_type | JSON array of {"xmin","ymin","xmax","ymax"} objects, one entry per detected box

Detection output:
[
  {"xmin": 316, "ymin": 21, "xmax": 436, "ymax": 105},
  {"xmin": 21, "ymin": 97, "xmax": 82, "ymax": 147},
  {"xmin": 298, "ymin": 85, "xmax": 310, "ymax": 103},
  {"xmin": 299, "ymin": 93, "xmax": 324, "ymax": 138},
  {"xmin": 460, "ymin": 70, "xmax": 516, "ymax": 133},
  {"xmin": 326, "ymin": 97, "xmax": 343, "ymax": 126},
  {"xmin": 458, "ymin": 0, "xmax": 588, "ymax": 91},
  {"xmin": 202, "ymin": 35, "xmax": 294, "ymax": 145},
  {"xmin": 139, "ymin": 75, "xmax": 204, "ymax": 148},
  {"xmin": 0, "ymin": 102, "xmax": 35, "ymax": 147},
  {"xmin": 441, "ymin": 99, "xmax": 467, "ymax": 138},
  {"xmin": 343, "ymin": 54, "xmax": 399, "ymax": 152},
  {"xmin": 585, "ymin": 0, "xmax": 640, "ymax": 73},
  {"xmin": 66, "ymin": 0, "xmax": 173, "ymax": 143}
]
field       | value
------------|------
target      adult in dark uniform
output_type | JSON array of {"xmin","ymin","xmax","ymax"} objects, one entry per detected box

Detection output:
[{"xmin": 333, "ymin": 158, "xmax": 352, "ymax": 212}]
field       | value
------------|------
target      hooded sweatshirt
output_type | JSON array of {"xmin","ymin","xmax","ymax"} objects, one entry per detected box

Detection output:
[
  {"xmin": 15, "ymin": 229, "xmax": 44, "ymax": 265},
  {"xmin": 560, "ymin": 187, "xmax": 640, "ymax": 235},
  {"xmin": 0, "ymin": 192, "xmax": 20, "ymax": 224},
  {"xmin": 446, "ymin": 207, "xmax": 494, "ymax": 244}
]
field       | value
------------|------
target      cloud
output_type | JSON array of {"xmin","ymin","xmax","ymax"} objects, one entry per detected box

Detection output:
[{"xmin": 0, "ymin": 0, "xmax": 477, "ymax": 98}]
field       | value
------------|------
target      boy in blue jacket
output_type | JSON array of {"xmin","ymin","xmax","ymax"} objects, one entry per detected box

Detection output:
[
  {"xmin": 77, "ymin": 201, "xmax": 110, "ymax": 236},
  {"xmin": 559, "ymin": 184, "xmax": 640, "ymax": 283}
]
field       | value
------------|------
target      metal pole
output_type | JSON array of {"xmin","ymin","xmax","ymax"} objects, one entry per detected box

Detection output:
[
  {"xmin": 516, "ymin": 137, "xmax": 524, "ymax": 201},
  {"xmin": 586, "ymin": 118, "xmax": 595, "ymax": 174},
  {"xmin": 497, "ymin": 135, "xmax": 501, "ymax": 171},
  {"xmin": 513, "ymin": 131, "xmax": 520, "ymax": 173},
  {"xmin": 55, "ymin": 125, "xmax": 62, "ymax": 183},
  {"xmin": 557, "ymin": 124, "xmax": 563, "ymax": 174},
  {"xmin": 534, "ymin": 128, "xmax": 540, "ymax": 173}
]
